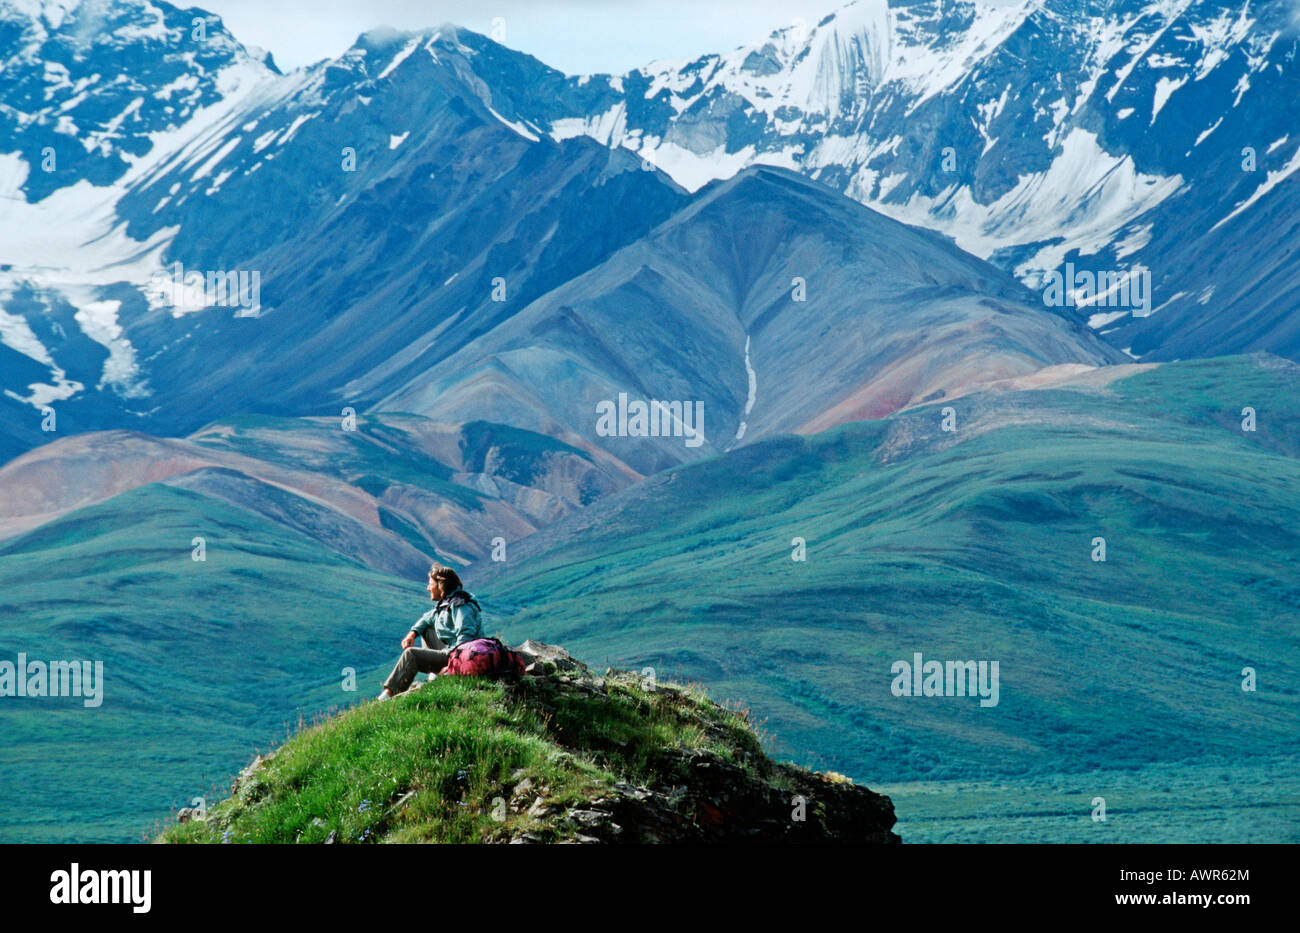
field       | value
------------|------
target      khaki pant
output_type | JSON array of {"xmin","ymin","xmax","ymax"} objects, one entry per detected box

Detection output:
[{"xmin": 383, "ymin": 632, "xmax": 450, "ymax": 694}]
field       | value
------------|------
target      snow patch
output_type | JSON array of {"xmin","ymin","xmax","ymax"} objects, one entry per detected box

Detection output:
[
  {"xmin": 1194, "ymin": 117, "xmax": 1223, "ymax": 146},
  {"xmin": 875, "ymin": 129, "xmax": 1181, "ymax": 282},
  {"xmin": 1087, "ymin": 310, "xmax": 1128, "ymax": 329},
  {"xmin": 189, "ymin": 135, "xmax": 241, "ymax": 181},
  {"xmin": 1150, "ymin": 75, "xmax": 1187, "ymax": 124},
  {"xmin": 377, "ymin": 36, "xmax": 421, "ymax": 81},
  {"xmin": 735, "ymin": 335, "xmax": 757, "ymax": 441},
  {"xmin": 0, "ymin": 297, "xmax": 84, "ymax": 407},
  {"xmin": 1113, "ymin": 222, "xmax": 1153, "ymax": 259},
  {"xmin": 1213, "ymin": 144, "xmax": 1300, "ymax": 230},
  {"xmin": 69, "ymin": 295, "xmax": 146, "ymax": 395},
  {"xmin": 487, "ymin": 108, "xmax": 540, "ymax": 142}
]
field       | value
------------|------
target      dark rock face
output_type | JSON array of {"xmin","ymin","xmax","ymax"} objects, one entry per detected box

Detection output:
[
  {"xmin": 557, "ymin": 750, "xmax": 900, "ymax": 845},
  {"xmin": 503, "ymin": 641, "xmax": 899, "ymax": 844}
]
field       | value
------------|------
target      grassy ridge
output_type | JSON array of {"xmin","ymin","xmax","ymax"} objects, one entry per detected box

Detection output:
[{"xmin": 160, "ymin": 670, "xmax": 774, "ymax": 844}]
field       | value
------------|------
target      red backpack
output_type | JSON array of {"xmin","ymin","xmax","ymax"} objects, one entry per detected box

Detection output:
[{"xmin": 442, "ymin": 637, "xmax": 525, "ymax": 678}]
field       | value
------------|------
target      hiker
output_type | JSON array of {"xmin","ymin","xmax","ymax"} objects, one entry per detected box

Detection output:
[{"xmin": 376, "ymin": 564, "xmax": 484, "ymax": 700}]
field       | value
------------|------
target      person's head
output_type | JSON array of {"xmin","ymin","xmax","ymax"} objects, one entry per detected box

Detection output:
[{"xmin": 426, "ymin": 564, "xmax": 462, "ymax": 601}]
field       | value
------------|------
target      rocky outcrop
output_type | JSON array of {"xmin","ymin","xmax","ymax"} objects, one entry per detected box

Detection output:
[
  {"xmin": 173, "ymin": 640, "xmax": 899, "ymax": 844},
  {"xmin": 497, "ymin": 642, "xmax": 898, "ymax": 844},
  {"xmin": 506, "ymin": 749, "xmax": 898, "ymax": 844}
]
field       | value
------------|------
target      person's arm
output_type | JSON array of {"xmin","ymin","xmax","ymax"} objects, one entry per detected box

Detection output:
[{"xmin": 405, "ymin": 611, "xmax": 433, "ymax": 649}]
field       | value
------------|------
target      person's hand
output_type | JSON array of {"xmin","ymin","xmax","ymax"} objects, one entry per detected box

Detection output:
[{"xmin": 402, "ymin": 632, "xmax": 416, "ymax": 650}]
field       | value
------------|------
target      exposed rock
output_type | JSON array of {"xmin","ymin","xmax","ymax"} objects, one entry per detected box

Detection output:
[
  {"xmin": 526, "ymin": 796, "xmax": 551, "ymax": 819},
  {"xmin": 515, "ymin": 640, "xmax": 582, "ymax": 673},
  {"xmin": 500, "ymin": 653, "xmax": 900, "ymax": 843},
  {"xmin": 499, "ymin": 673, "xmax": 899, "ymax": 842},
  {"xmin": 229, "ymin": 750, "xmax": 277, "ymax": 799}
]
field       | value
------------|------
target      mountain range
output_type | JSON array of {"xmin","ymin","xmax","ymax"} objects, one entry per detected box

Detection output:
[
  {"xmin": 520, "ymin": 0, "xmax": 1300, "ymax": 360},
  {"xmin": 4, "ymin": 0, "xmax": 1299, "ymax": 470},
  {"xmin": 1, "ymin": 0, "xmax": 1298, "ymax": 843}
]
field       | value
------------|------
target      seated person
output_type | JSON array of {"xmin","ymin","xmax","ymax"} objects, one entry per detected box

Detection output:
[{"xmin": 377, "ymin": 563, "xmax": 483, "ymax": 700}]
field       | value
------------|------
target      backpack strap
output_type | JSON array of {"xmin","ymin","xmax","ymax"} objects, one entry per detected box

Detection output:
[
  {"xmin": 489, "ymin": 637, "xmax": 520, "ymax": 676},
  {"xmin": 446, "ymin": 590, "xmax": 482, "ymax": 613},
  {"xmin": 485, "ymin": 637, "xmax": 503, "ymax": 674}
]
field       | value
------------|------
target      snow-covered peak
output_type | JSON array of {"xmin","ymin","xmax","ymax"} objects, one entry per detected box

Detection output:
[
  {"xmin": 538, "ymin": 0, "xmax": 1295, "ymax": 295},
  {"xmin": 761, "ymin": 0, "xmax": 893, "ymax": 118},
  {"xmin": 884, "ymin": 0, "xmax": 1036, "ymax": 108},
  {"xmin": 626, "ymin": 0, "xmax": 893, "ymax": 124},
  {"xmin": 0, "ymin": 0, "xmax": 277, "ymax": 201},
  {"xmin": 0, "ymin": 0, "xmax": 256, "ymax": 57}
]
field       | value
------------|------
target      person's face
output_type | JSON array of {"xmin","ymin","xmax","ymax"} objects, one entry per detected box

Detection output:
[{"xmin": 427, "ymin": 577, "xmax": 444, "ymax": 601}]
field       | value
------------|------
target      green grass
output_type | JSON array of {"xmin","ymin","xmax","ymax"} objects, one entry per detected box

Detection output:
[{"xmin": 159, "ymin": 669, "xmax": 766, "ymax": 844}]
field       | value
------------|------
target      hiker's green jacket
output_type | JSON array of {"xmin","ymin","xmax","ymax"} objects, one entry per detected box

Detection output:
[{"xmin": 410, "ymin": 589, "xmax": 484, "ymax": 649}]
